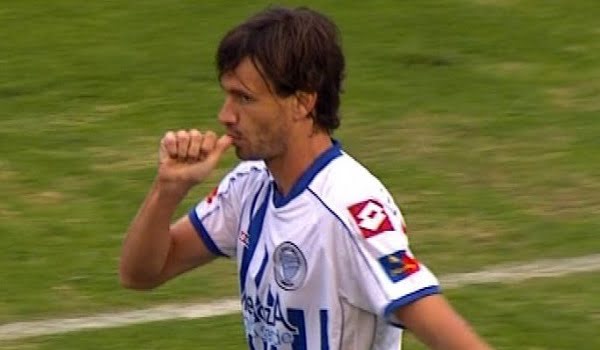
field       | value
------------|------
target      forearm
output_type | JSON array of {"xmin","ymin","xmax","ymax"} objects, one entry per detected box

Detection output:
[
  {"xmin": 417, "ymin": 311, "xmax": 492, "ymax": 350},
  {"xmin": 119, "ymin": 179, "xmax": 188, "ymax": 288},
  {"xmin": 396, "ymin": 294, "xmax": 493, "ymax": 350}
]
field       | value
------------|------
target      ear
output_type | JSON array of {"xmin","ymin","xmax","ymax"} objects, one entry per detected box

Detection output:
[{"xmin": 293, "ymin": 91, "xmax": 317, "ymax": 120}]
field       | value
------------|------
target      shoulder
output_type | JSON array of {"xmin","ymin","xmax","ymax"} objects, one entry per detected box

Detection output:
[
  {"xmin": 222, "ymin": 160, "xmax": 267, "ymax": 182},
  {"xmin": 311, "ymin": 151, "xmax": 392, "ymax": 206},
  {"xmin": 309, "ymin": 152, "xmax": 406, "ymax": 236},
  {"xmin": 213, "ymin": 160, "xmax": 268, "ymax": 198}
]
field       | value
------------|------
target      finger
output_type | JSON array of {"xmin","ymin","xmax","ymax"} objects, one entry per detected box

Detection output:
[
  {"xmin": 161, "ymin": 131, "xmax": 178, "ymax": 158},
  {"xmin": 187, "ymin": 129, "xmax": 203, "ymax": 160},
  {"xmin": 200, "ymin": 131, "xmax": 217, "ymax": 155},
  {"xmin": 176, "ymin": 130, "xmax": 190, "ymax": 160}
]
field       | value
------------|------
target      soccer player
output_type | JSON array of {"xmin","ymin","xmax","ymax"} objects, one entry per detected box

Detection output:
[{"xmin": 120, "ymin": 6, "xmax": 493, "ymax": 350}]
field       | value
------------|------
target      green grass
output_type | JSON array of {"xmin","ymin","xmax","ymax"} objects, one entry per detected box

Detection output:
[
  {"xmin": 8, "ymin": 272, "xmax": 600, "ymax": 349},
  {"xmin": 0, "ymin": 0, "xmax": 599, "ymax": 340}
]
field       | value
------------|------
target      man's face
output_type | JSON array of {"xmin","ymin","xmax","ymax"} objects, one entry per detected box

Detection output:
[{"xmin": 218, "ymin": 57, "xmax": 294, "ymax": 161}]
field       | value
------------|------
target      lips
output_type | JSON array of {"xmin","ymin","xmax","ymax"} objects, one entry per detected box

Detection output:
[{"xmin": 226, "ymin": 131, "xmax": 242, "ymax": 145}]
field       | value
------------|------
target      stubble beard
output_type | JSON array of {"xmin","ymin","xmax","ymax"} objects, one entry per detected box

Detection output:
[{"xmin": 234, "ymin": 133, "xmax": 288, "ymax": 162}]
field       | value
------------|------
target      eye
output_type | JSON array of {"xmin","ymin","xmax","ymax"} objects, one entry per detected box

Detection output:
[
  {"xmin": 226, "ymin": 89, "xmax": 255, "ymax": 104},
  {"xmin": 238, "ymin": 93, "xmax": 253, "ymax": 104}
]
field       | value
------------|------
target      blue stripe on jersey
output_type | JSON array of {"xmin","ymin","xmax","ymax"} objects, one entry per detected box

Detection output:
[
  {"xmin": 254, "ymin": 249, "xmax": 269, "ymax": 288},
  {"xmin": 188, "ymin": 209, "xmax": 228, "ymax": 257},
  {"xmin": 247, "ymin": 335, "xmax": 257, "ymax": 350},
  {"xmin": 320, "ymin": 310, "xmax": 329, "ymax": 350},
  {"xmin": 240, "ymin": 185, "xmax": 272, "ymax": 294},
  {"xmin": 249, "ymin": 182, "xmax": 265, "ymax": 222},
  {"xmin": 287, "ymin": 308, "xmax": 307, "ymax": 350},
  {"xmin": 272, "ymin": 140, "xmax": 342, "ymax": 208},
  {"xmin": 384, "ymin": 285, "xmax": 441, "ymax": 327}
]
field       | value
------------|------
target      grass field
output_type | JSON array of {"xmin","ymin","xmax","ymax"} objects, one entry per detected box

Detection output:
[
  {"xmin": 1, "ymin": 0, "xmax": 599, "ymax": 349},
  {"xmin": 5, "ymin": 271, "xmax": 599, "ymax": 349}
]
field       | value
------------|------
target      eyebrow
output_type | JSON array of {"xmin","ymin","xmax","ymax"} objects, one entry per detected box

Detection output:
[
  {"xmin": 224, "ymin": 87, "xmax": 255, "ymax": 99},
  {"xmin": 220, "ymin": 72, "xmax": 257, "ymax": 96}
]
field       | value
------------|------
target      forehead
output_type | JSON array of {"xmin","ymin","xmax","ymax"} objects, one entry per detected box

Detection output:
[{"xmin": 220, "ymin": 57, "xmax": 271, "ymax": 94}]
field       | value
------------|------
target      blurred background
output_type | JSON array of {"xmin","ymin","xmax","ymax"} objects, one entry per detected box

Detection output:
[{"xmin": 1, "ymin": 0, "xmax": 599, "ymax": 349}]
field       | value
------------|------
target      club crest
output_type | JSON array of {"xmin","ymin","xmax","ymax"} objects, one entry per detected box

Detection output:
[{"xmin": 273, "ymin": 242, "xmax": 307, "ymax": 291}]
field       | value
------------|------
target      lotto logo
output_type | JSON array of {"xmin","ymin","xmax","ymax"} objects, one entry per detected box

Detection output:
[{"xmin": 348, "ymin": 199, "xmax": 394, "ymax": 238}]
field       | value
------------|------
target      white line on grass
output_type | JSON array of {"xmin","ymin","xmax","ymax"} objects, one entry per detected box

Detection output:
[{"xmin": 1, "ymin": 254, "xmax": 599, "ymax": 341}]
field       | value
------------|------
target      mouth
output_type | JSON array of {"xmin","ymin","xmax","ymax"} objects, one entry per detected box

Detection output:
[{"xmin": 226, "ymin": 131, "xmax": 242, "ymax": 145}]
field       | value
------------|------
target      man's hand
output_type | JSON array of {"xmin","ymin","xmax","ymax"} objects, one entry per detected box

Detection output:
[
  {"xmin": 158, "ymin": 129, "xmax": 232, "ymax": 192},
  {"xmin": 119, "ymin": 129, "xmax": 230, "ymax": 289}
]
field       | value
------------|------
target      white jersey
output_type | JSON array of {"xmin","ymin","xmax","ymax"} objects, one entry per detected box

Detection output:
[{"xmin": 189, "ymin": 142, "xmax": 440, "ymax": 350}]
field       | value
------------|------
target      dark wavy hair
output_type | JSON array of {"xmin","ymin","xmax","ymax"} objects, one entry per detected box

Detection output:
[{"xmin": 216, "ymin": 6, "xmax": 345, "ymax": 133}]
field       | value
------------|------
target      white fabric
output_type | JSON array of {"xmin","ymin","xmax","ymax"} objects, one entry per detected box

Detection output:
[{"xmin": 190, "ymin": 145, "xmax": 440, "ymax": 349}]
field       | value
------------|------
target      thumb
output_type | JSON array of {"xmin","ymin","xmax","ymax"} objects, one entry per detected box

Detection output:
[
  {"xmin": 215, "ymin": 134, "xmax": 233, "ymax": 154},
  {"xmin": 207, "ymin": 134, "xmax": 233, "ymax": 162}
]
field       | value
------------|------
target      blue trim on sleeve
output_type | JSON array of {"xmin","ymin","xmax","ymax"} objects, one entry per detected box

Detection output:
[
  {"xmin": 384, "ymin": 285, "xmax": 441, "ymax": 327},
  {"xmin": 273, "ymin": 139, "xmax": 342, "ymax": 208},
  {"xmin": 188, "ymin": 208, "xmax": 228, "ymax": 257}
]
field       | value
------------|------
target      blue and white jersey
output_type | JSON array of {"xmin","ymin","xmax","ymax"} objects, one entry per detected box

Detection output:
[{"xmin": 189, "ymin": 142, "xmax": 440, "ymax": 350}]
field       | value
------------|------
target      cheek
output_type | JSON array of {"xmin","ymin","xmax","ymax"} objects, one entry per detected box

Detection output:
[
  {"xmin": 240, "ymin": 100, "xmax": 288, "ymax": 136},
  {"xmin": 236, "ymin": 109, "xmax": 268, "ymax": 143}
]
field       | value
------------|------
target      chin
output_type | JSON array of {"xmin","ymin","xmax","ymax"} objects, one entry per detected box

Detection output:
[{"xmin": 235, "ymin": 147, "xmax": 263, "ymax": 161}]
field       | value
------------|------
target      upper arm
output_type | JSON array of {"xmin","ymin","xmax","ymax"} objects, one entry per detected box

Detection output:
[
  {"xmin": 394, "ymin": 294, "xmax": 493, "ymax": 350},
  {"xmin": 156, "ymin": 163, "xmax": 267, "ymax": 283},
  {"xmin": 156, "ymin": 215, "xmax": 218, "ymax": 284}
]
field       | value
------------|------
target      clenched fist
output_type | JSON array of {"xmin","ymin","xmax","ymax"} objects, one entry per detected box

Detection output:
[{"xmin": 158, "ymin": 129, "xmax": 232, "ymax": 190}]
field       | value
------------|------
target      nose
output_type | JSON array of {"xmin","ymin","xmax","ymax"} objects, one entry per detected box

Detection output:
[{"xmin": 218, "ymin": 96, "xmax": 237, "ymax": 125}]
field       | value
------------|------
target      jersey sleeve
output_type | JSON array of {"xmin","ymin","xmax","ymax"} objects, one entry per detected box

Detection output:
[
  {"xmin": 188, "ymin": 162, "xmax": 264, "ymax": 258},
  {"xmin": 339, "ymin": 192, "xmax": 440, "ymax": 327}
]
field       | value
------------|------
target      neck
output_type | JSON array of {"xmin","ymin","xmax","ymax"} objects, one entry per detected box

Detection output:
[{"xmin": 266, "ymin": 132, "xmax": 333, "ymax": 196}]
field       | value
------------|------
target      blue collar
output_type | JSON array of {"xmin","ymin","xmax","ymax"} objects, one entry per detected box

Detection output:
[{"xmin": 272, "ymin": 140, "xmax": 342, "ymax": 208}]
